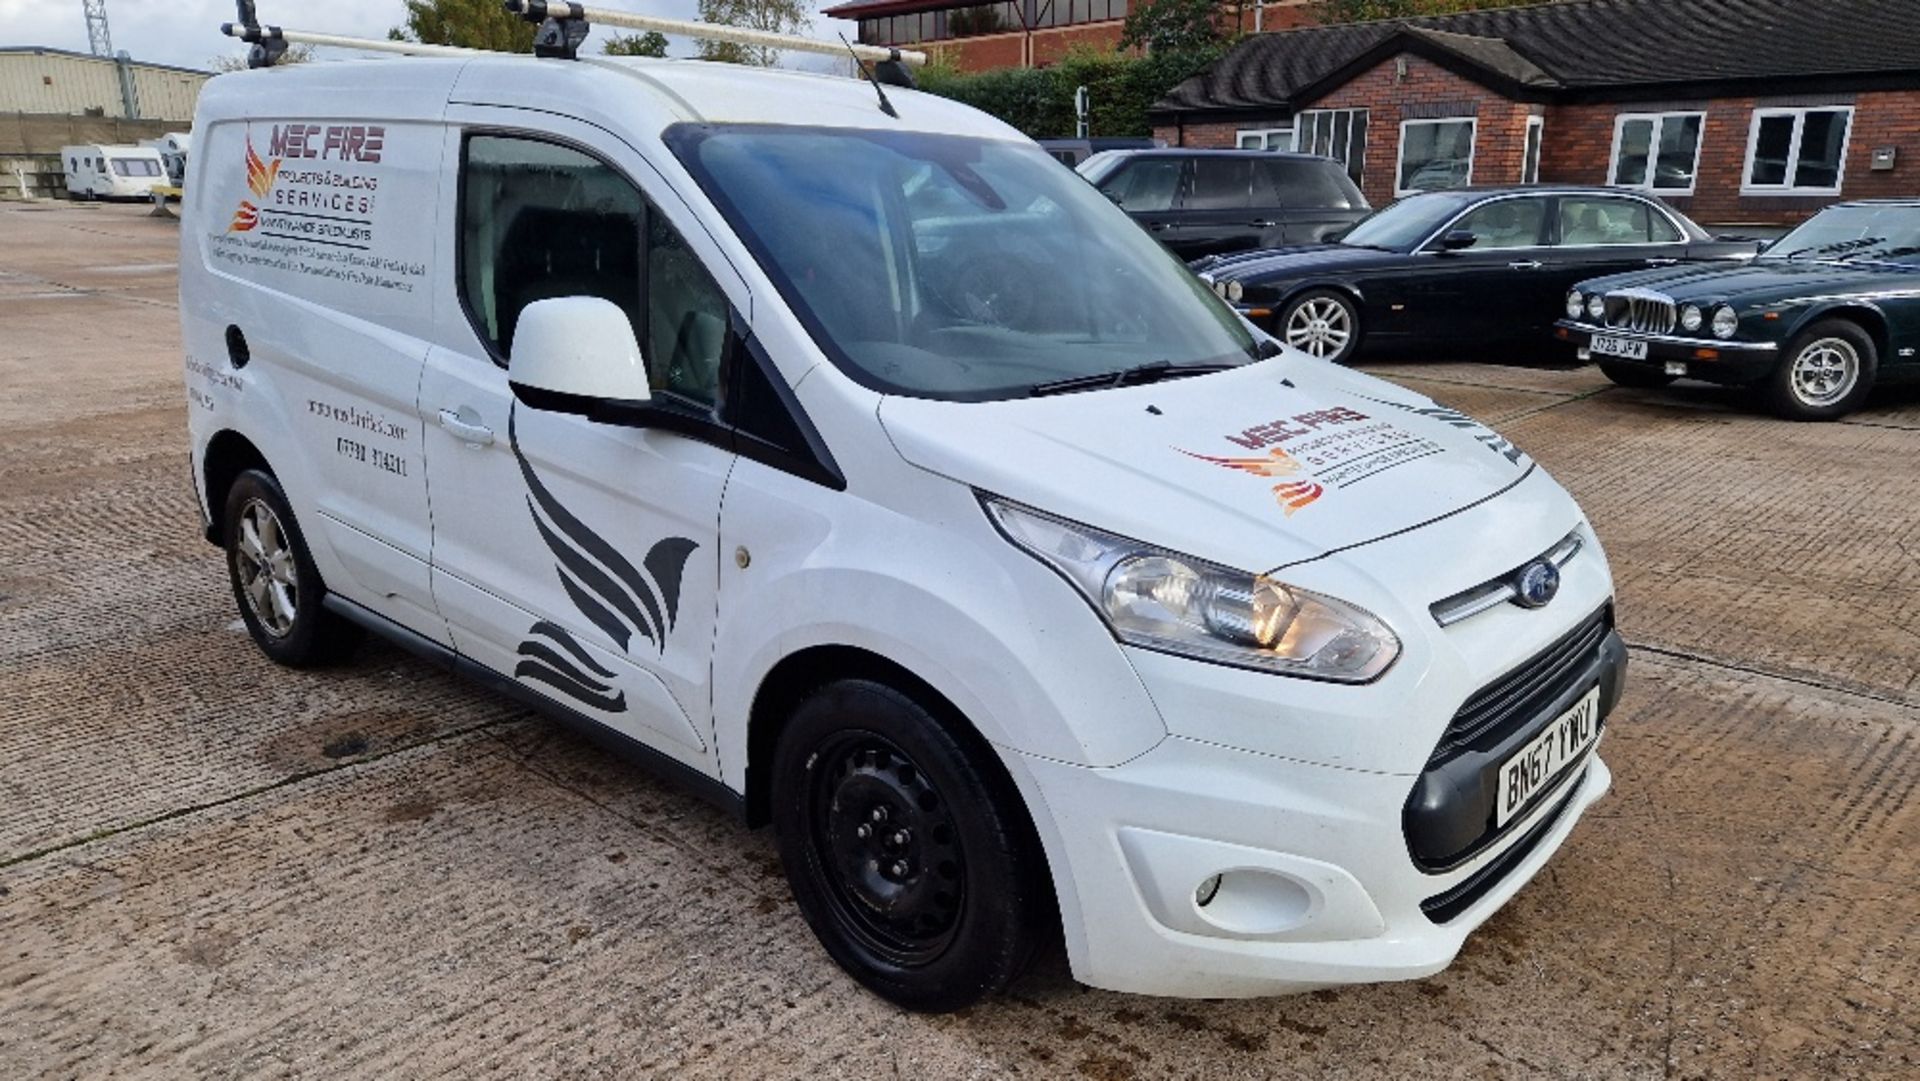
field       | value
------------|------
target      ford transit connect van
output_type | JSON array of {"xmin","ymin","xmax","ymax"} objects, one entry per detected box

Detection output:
[{"xmin": 181, "ymin": 54, "xmax": 1623, "ymax": 1011}]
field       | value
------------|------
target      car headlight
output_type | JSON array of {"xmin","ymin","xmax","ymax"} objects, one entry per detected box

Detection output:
[
  {"xmin": 983, "ymin": 497, "xmax": 1400, "ymax": 683},
  {"xmin": 1566, "ymin": 291, "xmax": 1585, "ymax": 319},
  {"xmin": 1586, "ymin": 294, "xmax": 1606, "ymax": 320},
  {"xmin": 1226, "ymin": 280, "xmax": 1244, "ymax": 303},
  {"xmin": 1711, "ymin": 305, "xmax": 1738, "ymax": 339},
  {"xmin": 1680, "ymin": 304, "xmax": 1703, "ymax": 332}
]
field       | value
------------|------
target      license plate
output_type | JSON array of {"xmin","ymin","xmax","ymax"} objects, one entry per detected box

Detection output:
[
  {"xmin": 1496, "ymin": 687, "xmax": 1600, "ymax": 827},
  {"xmin": 1590, "ymin": 335, "xmax": 1649, "ymax": 360}
]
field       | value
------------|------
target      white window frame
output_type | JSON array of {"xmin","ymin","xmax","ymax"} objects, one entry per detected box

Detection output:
[
  {"xmin": 1521, "ymin": 115, "xmax": 1545, "ymax": 184},
  {"xmin": 1607, "ymin": 111, "xmax": 1705, "ymax": 195},
  {"xmin": 1395, "ymin": 117, "xmax": 1476, "ymax": 197},
  {"xmin": 1236, "ymin": 127, "xmax": 1293, "ymax": 151},
  {"xmin": 1292, "ymin": 107, "xmax": 1369, "ymax": 185},
  {"xmin": 1741, "ymin": 105, "xmax": 1854, "ymax": 196}
]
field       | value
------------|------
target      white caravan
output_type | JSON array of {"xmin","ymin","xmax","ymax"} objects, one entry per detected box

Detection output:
[
  {"xmin": 181, "ymin": 51, "xmax": 1623, "ymax": 1011},
  {"xmin": 61, "ymin": 144, "xmax": 169, "ymax": 200},
  {"xmin": 141, "ymin": 132, "xmax": 193, "ymax": 186}
]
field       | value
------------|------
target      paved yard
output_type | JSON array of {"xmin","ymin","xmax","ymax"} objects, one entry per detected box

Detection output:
[{"xmin": 1, "ymin": 201, "xmax": 1915, "ymax": 1079}]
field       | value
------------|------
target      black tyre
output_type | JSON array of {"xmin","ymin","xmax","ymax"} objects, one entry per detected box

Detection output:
[
  {"xmin": 1763, "ymin": 319, "xmax": 1878, "ymax": 421},
  {"xmin": 1597, "ymin": 360, "xmax": 1677, "ymax": 388},
  {"xmin": 222, "ymin": 469, "xmax": 362, "ymax": 666},
  {"xmin": 770, "ymin": 679, "xmax": 1049, "ymax": 1012},
  {"xmin": 1278, "ymin": 288, "xmax": 1361, "ymax": 363}
]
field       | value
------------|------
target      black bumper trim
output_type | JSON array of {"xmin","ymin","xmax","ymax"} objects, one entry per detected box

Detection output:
[{"xmin": 1419, "ymin": 766, "xmax": 1586, "ymax": 925}]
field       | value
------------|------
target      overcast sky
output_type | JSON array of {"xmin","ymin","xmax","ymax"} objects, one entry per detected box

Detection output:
[{"xmin": 0, "ymin": 0, "xmax": 856, "ymax": 71}]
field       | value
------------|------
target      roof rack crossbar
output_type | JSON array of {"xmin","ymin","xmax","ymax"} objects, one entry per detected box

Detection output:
[{"xmin": 220, "ymin": 0, "xmax": 926, "ymax": 75}]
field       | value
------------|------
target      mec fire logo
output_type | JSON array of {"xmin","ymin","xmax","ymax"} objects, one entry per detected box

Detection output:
[{"xmin": 227, "ymin": 130, "xmax": 281, "ymax": 233}]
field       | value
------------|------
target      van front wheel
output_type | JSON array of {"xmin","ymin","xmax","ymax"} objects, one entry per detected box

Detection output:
[
  {"xmin": 222, "ymin": 469, "xmax": 361, "ymax": 667},
  {"xmin": 770, "ymin": 679, "xmax": 1048, "ymax": 1012}
]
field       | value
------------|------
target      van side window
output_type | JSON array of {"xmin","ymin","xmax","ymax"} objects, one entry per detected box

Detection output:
[{"xmin": 458, "ymin": 134, "xmax": 727, "ymax": 405}]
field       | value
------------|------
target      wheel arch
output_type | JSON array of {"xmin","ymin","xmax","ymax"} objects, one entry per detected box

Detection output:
[
  {"xmin": 1789, "ymin": 302, "xmax": 1890, "ymax": 359},
  {"xmin": 200, "ymin": 428, "xmax": 273, "ymax": 545}
]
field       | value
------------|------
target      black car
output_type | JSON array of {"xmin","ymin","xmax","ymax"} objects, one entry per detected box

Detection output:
[
  {"xmin": 1037, "ymin": 136, "xmax": 1158, "ymax": 169},
  {"xmin": 1191, "ymin": 186, "xmax": 1756, "ymax": 363},
  {"xmin": 1559, "ymin": 199, "xmax": 1920, "ymax": 420},
  {"xmin": 1077, "ymin": 149, "xmax": 1370, "ymax": 261}
]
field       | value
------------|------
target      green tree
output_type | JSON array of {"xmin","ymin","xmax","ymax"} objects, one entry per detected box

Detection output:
[
  {"xmin": 695, "ymin": 0, "xmax": 811, "ymax": 66},
  {"xmin": 603, "ymin": 30, "xmax": 670, "ymax": 57},
  {"xmin": 1311, "ymin": 0, "xmax": 1550, "ymax": 22},
  {"xmin": 389, "ymin": 0, "xmax": 536, "ymax": 52},
  {"xmin": 1119, "ymin": 0, "xmax": 1234, "ymax": 55}
]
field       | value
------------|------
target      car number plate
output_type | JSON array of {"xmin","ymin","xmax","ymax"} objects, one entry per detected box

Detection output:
[
  {"xmin": 1591, "ymin": 335, "xmax": 1649, "ymax": 360},
  {"xmin": 1496, "ymin": 687, "xmax": 1601, "ymax": 827}
]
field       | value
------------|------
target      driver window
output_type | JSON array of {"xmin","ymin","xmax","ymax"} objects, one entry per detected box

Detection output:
[
  {"xmin": 1448, "ymin": 199, "xmax": 1546, "ymax": 249},
  {"xmin": 459, "ymin": 134, "xmax": 725, "ymax": 405},
  {"xmin": 1100, "ymin": 158, "xmax": 1181, "ymax": 212}
]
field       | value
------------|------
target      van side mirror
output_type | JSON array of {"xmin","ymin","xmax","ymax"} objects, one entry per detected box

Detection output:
[
  {"xmin": 508, "ymin": 297, "xmax": 651, "ymax": 414},
  {"xmin": 1437, "ymin": 230, "xmax": 1479, "ymax": 252}
]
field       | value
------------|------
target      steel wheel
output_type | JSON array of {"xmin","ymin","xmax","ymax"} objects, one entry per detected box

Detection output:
[
  {"xmin": 1282, "ymin": 292, "xmax": 1357, "ymax": 361},
  {"xmin": 1788, "ymin": 337, "xmax": 1860, "ymax": 408},
  {"xmin": 234, "ymin": 497, "xmax": 298, "ymax": 638},
  {"xmin": 806, "ymin": 731, "xmax": 966, "ymax": 968}
]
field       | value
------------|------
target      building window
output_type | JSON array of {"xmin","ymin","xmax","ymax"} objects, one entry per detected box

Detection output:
[
  {"xmin": 1743, "ymin": 106, "xmax": 1853, "ymax": 195},
  {"xmin": 1609, "ymin": 112, "xmax": 1703, "ymax": 194},
  {"xmin": 1236, "ymin": 127, "xmax": 1293, "ymax": 151},
  {"xmin": 1521, "ymin": 115, "xmax": 1544, "ymax": 184},
  {"xmin": 1293, "ymin": 108, "xmax": 1368, "ymax": 186},
  {"xmin": 1397, "ymin": 118, "xmax": 1474, "ymax": 195}
]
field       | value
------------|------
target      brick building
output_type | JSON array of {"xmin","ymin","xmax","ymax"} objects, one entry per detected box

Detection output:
[
  {"xmin": 825, "ymin": 0, "xmax": 1318, "ymax": 72},
  {"xmin": 1149, "ymin": 0, "xmax": 1920, "ymax": 227}
]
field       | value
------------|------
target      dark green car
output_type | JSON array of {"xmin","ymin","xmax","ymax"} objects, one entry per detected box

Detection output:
[{"xmin": 1557, "ymin": 200, "xmax": 1920, "ymax": 420}]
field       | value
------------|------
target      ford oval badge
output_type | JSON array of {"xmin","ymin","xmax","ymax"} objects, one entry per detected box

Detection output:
[{"xmin": 1513, "ymin": 560, "xmax": 1561, "ymax": 609}]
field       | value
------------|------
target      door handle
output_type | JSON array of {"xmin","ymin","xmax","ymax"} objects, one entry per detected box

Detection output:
[
  {"xmin": 1248, "ymin": 219, "xmax": 1278, "ymax": 228},
  {"xmin": 1147, "ymin": 222, "xmax": 1170, "ymax": 232},
  {"xmin": 1645, "ymin": 257, "xmax": 1680, "ymax": 266},
  {"xmin": 1508, "ymin": 260, "xmax": 1544, "ymax": 270},
  {"xmin": 438, "ymin": 409, "xmax": 494, "ymax": 446}
]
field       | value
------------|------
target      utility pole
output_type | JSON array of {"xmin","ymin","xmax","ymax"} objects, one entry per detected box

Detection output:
[{"xmin": 83, "ymin": 0, "xmax": 114, "ymax": 57}]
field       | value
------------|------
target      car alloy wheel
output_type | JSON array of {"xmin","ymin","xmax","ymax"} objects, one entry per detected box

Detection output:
[
  {"xmin": 1788, "ymin": 337, "xmax": 1860, "ymax": 408},
  {"xmin": 1283, "ymin": 293, "xmax": 1356, "ymax": 361},
  {"xmin": 234, "ymin": 497, "xmax": 299, "ymax": 638},
  {"xmin": 805, "ymin": 730, "xmax": 966, "ymax": 967}
]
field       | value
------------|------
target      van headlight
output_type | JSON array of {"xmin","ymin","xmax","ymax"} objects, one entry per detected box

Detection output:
[{"xmin": 983, "ymin": 497, "xmax": 1399, "ymax": 683}]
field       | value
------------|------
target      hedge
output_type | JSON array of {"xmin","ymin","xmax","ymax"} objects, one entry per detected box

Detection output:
[{"xmin": 913, "ymin": 46, "xmax": 1224, "ymax": 139}]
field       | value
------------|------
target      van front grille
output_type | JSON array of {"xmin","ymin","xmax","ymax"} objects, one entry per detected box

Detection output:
[{"xmin": 1427, "ymin": 605, "xmax": 1612, "ymax": 768}]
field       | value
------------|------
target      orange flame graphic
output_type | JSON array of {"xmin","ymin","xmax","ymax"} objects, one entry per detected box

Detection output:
[
  {"xmin": 244, "ymin": 134, "xmax": 280, "ymax": 198},
  {"xmin": 1178, "ymin": 447, "xmax": 1304, "ymax": 477},
  {"xmin": 228, "ymin": 201, "xmax": 259, "ymax": 233},
  {"xmin": 1179, "ymin": 446, "xmax": 1323, "ymax": 515}
]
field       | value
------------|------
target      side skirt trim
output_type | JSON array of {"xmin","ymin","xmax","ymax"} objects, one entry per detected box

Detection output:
[{"xmin": 321, "ymin": 594, "xmax": 747, "ymax": 820}]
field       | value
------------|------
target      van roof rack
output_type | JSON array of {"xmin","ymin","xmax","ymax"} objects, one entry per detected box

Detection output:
[{"xmin": 221, "ymin": 0, "xmax": 925, "ymax": 87}]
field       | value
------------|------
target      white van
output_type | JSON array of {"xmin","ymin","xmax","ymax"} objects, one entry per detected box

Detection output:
[
  {"xmin": 181, "ymin": 54, "xmax": 1623, "ymax": 1011},
  {"xmin": 141, "ymin": 132, "xmax": 193, "ymax": 186},
  {"xmin": 62, "ymin": 144, "xmax": 169, "ymax": 200}
]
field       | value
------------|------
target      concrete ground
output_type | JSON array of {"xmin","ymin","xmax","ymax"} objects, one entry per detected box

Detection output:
[{"xmin": 1, "ymin": 200, "xmax": 1915, "ymax": 1079}]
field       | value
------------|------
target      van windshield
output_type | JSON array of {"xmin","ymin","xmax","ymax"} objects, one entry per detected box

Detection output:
[{"xmin": 668, "ymin": 124, "xmax": 1257, "ymax": 401}]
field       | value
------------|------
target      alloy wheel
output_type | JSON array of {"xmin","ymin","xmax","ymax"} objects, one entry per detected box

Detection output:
[
  {"xmin": 1789, "ymin": 337, "xmax": 1860, "ymax": 408},
  {"xmin": 235, "ymin": 498, "xmax": 298, "ymax": 637},
  {"xmin": 1284, "ymin": 296, "xmax": 1354, "ymax": 359}
]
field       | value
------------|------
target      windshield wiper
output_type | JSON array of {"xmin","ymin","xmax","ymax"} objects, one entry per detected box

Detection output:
[
  {"xmin": 1779, "ymin": 237, "xmax": 1884, "ymax": 260},
  {"xmin": 1028, "ymin": 361, "xmax": 1233, "ymax": 397},
  {"xmin": 1835, "ymin": 244, "xmax": 1920, "ymax": 264}
]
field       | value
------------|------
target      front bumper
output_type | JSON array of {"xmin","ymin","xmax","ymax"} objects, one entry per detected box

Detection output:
[
  {"xmin": 1010, "ymin": 732, "xmax": 1613, "ymax": 998},
  {"xmin": 1556, "ymin": 319, "xmax": 1778, "ymax": 384}
]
